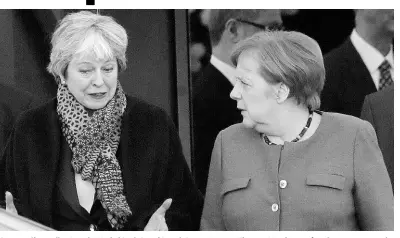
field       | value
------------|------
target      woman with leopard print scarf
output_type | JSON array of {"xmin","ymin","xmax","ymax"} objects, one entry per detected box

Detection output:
[{"xmin": 1, "ymin": 11, "xmax": 203, "ymax": 231}]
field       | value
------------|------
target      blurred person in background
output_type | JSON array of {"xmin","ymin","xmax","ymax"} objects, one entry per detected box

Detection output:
[
  {"xmin": 0, "ymin": 10, "xmax": 202, "ymax": 231},
  {"xmin": 192, "ymin": 9, "xmax": 283, "ymax": 195},
  {"xmin": 321, "ymin": 9, "xmax": 394, "ymax": 117},
  {"xmin": 360, "ymin": 85, "xmax": 394, "ymax": 190},
  {"xmin": 201, "ymin": 31, "xmax": 393, "ymax": 231}
]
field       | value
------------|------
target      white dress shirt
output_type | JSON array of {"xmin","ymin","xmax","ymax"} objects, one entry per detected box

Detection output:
[
  {"xmin": 210, "ymin": 55, "xmax": 237, "ymax": 85},
  {"xmin": 350, "ymin": 29, "xmax": 394, "ymax": 90}
]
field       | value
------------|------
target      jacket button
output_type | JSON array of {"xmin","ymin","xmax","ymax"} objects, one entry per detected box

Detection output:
[
  {"xmin": 89, "ymin": 224, "xmax": 97, "ymax": 231},
  {"xmin": 272, "ymin": 203, "xmax": 279, "ymax": 212},
  {"xmin": 279, "ymin": 180, "xmax": 287, "ymax": 189}
]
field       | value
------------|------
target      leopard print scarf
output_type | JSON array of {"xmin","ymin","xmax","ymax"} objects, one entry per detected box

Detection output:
[{"xmin": 57, "ymin": 81, "xmax": 131, "ymax": 230}]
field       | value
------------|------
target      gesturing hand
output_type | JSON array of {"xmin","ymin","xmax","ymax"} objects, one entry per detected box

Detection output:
[
  {"xmin": 144, "ymin": 198, "xmax": 172, "ymax": 231},
  {"xmin": 5, "ymin": 191, "xmax": 18, "ymax": 215}
]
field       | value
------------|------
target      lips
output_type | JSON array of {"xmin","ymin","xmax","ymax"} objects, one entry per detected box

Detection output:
[{"xmin": 89, "ymin": 92, "xmax": 107, "ymax": 99}]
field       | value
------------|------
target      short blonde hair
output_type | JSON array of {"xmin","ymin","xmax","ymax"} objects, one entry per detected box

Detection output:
[
  {"xmin": 231, "ymin": 31, "xmax": 325, "ymax": 111},
  {"xmin": 47, "ymin": 11, "xmax": 128, "ymax": 83}
]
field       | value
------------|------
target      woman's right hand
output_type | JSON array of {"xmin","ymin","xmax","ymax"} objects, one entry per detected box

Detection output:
[
  {"xmin": 144, "ymin": 198, "xmax": 172, "ymax": 231},
  {"xmin": 5, "ymin": 191, "xmax": 18, "ymax": 215}
]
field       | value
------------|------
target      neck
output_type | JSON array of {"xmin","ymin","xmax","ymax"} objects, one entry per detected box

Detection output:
[
  {"xmin": 355, "ymin": 24, "xmax": 393, "ymax": 56},
  {"xmin": 265, "ymin": 105, "xmax": 310, "ymax": 144},
  {"xmin": 212, "ymin": 44, "xmax": 234, "ymax": 66}
]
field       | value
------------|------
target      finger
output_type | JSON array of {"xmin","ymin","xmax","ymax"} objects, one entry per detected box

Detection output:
[
  {"xmin": 156, "ymin": 217, "xmax": 168, "ymax": 231},
  {"xmin": 5, "ymin": 191, "xmax": 17, "ymax": 214},
  {"xmin": 154, "ymin": 198, "xmax": 172, "ymax": 217}
]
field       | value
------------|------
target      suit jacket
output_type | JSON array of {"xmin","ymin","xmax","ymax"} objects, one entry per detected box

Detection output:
[
  {"xmin": 0, "ymin": 83, "xmax": 34, "ymax": 155},
  {"xmin": 360, "ymin": 86, "xmax": 394, "ymax": 189},
  {"xmin": 201, "ymin": 112, "xmax": 393, "ymax": 231},
  {"xmin": 0, "ymin": 95, "xmax": 203, "ymax": 230},
  {"xmin": 51, "ymin": 137, "xmax": 113, "ymax": 231},
  {"xmin": 320, "ymin": 38, "xmax": 377, "ymax": 117},
  {"xmin": 192, "ymin": 62, "xmax": 242, "ymax": 195}
]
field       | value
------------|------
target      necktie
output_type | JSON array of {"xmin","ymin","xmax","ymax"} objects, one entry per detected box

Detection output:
[{"xmin": 378, "ymin": 60, "xmax": 393, "ymax": 90}]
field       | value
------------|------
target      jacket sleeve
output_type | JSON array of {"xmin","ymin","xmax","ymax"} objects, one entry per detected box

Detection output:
[
  {"xmin": 200, "ymin": 132, "xmax": 226, "ymax": 230},
  {"xmin": 353, "ymin": 120, "xmax": 393, "ymax": 230},
  {"xmin": 360, "ymin": 95, "xmax": 374, "ymax": 126},
  {"xmin": 0, "ymin": 125, "xmax": 26, "ymax": 214},
  {"xmin": 142, "ymin": 110, "xmax": 204, "ymax": 231},
  {"xmin": 164, "ymin": 114, "xmax": 204, "ymax": 230}
]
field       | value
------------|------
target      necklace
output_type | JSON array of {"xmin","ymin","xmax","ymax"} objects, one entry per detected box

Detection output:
[{"xmin": 263, "ymin": 111, "xmax": 314, "ymax": 145}]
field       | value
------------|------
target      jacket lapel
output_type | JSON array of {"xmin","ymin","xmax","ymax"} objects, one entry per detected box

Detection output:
[
  {"xmin": 57, "ymin": 137, "xmax": 89, "ymax": 219},
  {"xmin": 343, "ymin": 39, "xmax": 377, "ymax": 93}
]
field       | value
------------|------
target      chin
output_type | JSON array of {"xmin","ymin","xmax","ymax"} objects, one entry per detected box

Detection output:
[
  {"xmin": 84, "ymin": 100, "xmax": 108, "ymax": 110},
  {"xmin": 242, "ymin": 117, "xmax": 256, "ymax": 129}
]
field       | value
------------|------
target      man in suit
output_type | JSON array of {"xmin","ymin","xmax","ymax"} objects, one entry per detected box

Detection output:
[
  {"xmin": 360, "ymin": 85, "xmax": 394, "ymax": 190},
  {"xmin": 0, "ymin": 83, "xmax": 35, "ymax": 155},
  {"xmin": 320, "ymin": 9, "xmax": 393, "ymax": 117},
  {"xmin": 192, "ymin": 10, "xmax": 283, "ymax": 195}
]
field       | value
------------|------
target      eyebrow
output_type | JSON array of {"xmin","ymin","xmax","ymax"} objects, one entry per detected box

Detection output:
[{"xmin": 76, "ymin": 60, "xmax": 116, "ymax": 65}]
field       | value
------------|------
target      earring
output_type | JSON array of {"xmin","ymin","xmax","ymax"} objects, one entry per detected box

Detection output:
[{"xmin": 60, "ymin": 79, "xmax": 66, "ymax": 85}]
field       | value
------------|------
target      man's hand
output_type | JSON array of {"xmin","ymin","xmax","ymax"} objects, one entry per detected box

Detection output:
[{"xmin": 144, "ymin": 198, "xmax": 172, "ymax": 231}]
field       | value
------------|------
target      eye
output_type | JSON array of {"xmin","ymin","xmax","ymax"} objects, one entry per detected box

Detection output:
[
  {"xmin": 103, "ymin": 66, "xmax": 115, "ymax": 73},
  {"xmin": 79, "ymin": 69, "xmax": 92, "ymax": 74},
  {"xmin": 236, "ymin": 76, "xmax": 251, "ymax": 86}
]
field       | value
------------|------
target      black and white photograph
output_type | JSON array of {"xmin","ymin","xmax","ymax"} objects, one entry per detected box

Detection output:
[{"xmin": 0, "ymin": 6, "xmax": 395, "ymax": 235}]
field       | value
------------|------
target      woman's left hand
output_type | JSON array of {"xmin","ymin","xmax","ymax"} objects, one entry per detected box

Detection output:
[{"xmin": 144, "ymin": 198, "xmax": 172, "ymax": 231}]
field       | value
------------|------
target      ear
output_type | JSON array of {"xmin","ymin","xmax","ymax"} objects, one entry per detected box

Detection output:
[
  {"xmin": 275, "ymin": 83, "xmax": 290, "ymax": 104},
  {"xmin": 225, "ymin": 19, "xmax": 242, "ymax": 44}
]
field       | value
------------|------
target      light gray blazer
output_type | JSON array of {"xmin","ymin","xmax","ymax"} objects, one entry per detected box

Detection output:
[{"xmin": 201, "ymin": 112, "xmax": 393, "ymax": 231}]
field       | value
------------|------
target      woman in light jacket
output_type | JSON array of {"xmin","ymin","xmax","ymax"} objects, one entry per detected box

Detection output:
[{"xmin": 200, "ymin": 30, "xmax": 393, "ymax": 231}]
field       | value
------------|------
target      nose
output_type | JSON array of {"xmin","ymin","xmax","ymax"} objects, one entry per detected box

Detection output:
[
  {"xmin": 230, "ymin": 81, "xmax": 242, "ymax": 101},
  {"xmin": 92, "ymin": 69, "xmax": 105, "ymax": 87}
]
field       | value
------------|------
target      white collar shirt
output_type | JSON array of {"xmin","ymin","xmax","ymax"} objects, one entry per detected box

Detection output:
[{"xmin": 350, "ymin": 29, "xmax": 394, "ymax": 90}]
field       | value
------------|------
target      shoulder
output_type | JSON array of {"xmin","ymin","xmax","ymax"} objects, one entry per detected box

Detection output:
[
  {"xmin": 13, "ymin": 98, "xmax": 58, "ymax": 131},
  {"xmin": 321, "ymin": 111, "xmax": 373, "ymax": 136},
  {"xmin": 366, "ymin": 86, "xmax": 393, "ymax": 105},
  {"xmin": 124, "ymin": 95, "xmax": 173, "ymax": 128},
  {"xmin": 126, "ymin": 95, "xmax": 167, "ymax": 115},
  {"xmin": 324, "ymin": 38, "xmax": 353, "ymax": 64},
  {"xmin": 218, "ymin": 123, "xmax": 259, "ymax": 145}
]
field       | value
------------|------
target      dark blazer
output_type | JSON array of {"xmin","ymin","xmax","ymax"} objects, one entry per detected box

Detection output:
[
  {"xmin": 360, "ymin": 86, "xmax": 394, "ymax": 189},
  {"xmin": 192, "ymin": 62, "xmax": 242, "ymax": 195},
  {"xmin": 320, "ymin": 38, "xmax": 377, "ymax": 118},
  {"xmin": 0, "ymin": 83, "xmax": 34, "ymax": 155},
  {"xmin": 0, "ymin": 95, "xmax": 203, "ymax": 230}
]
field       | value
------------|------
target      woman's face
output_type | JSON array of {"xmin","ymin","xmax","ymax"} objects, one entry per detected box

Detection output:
[
  {"xmin": 230, "ymin": 51, "xmax": 279, "ymax": 130},
  {"xmin": 65, "ymin": 55, "xmax": 118, "ymax": 110}
]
